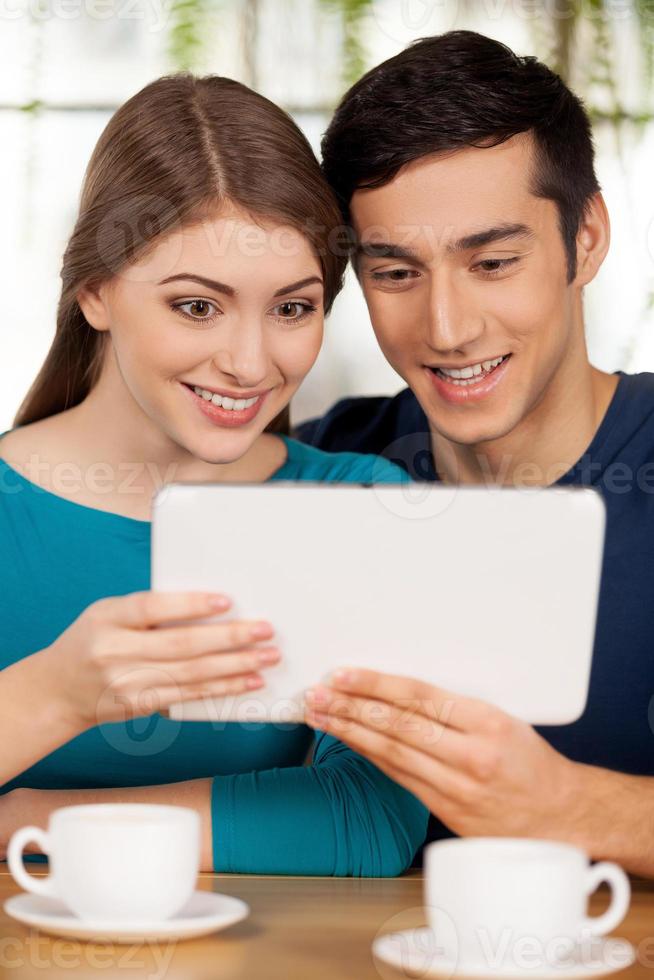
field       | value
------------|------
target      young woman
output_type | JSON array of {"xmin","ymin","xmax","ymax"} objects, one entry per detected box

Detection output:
[{"xmin": 0, "ymin": 74, "xmax": 428, "ymax": 875}]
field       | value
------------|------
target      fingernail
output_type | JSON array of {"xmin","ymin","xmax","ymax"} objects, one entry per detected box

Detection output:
[
  {"xmin": 246, "ymin": 675, "xmax": 265, "ymax": 689},
  {"xmin": 208, "ymin": 594, "xmax": 231, "ymax": 610},
  {"xmin": 306, "ymin": 711, "xmax": 329, "ymax": 728},
  {"xmin": 305, "ymin": 686, "xmax": 328, "ymax": 706},
  {"xmin": 251, "ymin": 621, "xmax": 274, "ymax": 640},
  {"xmin": 332, "ymin": 669, "xmax": 353, "ymax": 687},
  {"xmin": 257, "ymin": 648, "xmax": 281, "ymax": 665}
]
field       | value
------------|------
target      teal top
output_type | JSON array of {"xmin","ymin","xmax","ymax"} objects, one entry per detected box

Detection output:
[{"xmin": 0, "ymin": 433, "xmax": 429, "ymax": 876}]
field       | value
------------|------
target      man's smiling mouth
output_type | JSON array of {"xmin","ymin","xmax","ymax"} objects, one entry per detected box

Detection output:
[{"xmin": 429, "ymin": 354, "xmax": 510, "ymax": 387}]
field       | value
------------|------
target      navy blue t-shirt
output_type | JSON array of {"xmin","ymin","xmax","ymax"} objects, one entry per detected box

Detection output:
[{"xmin": 297, "ymin": 373, "xmax": 654, "ymax": 856}]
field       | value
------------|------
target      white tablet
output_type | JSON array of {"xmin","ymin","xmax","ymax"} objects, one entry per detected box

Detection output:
[{"xmin": 151, "ymin": 481, "xmax": 605, "ymax": 726}]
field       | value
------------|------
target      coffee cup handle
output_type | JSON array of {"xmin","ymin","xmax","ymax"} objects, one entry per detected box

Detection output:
[
  {"xmin": 7, "ymin": 826, "xmax": 59, "ymax": 899},
  {"xmin": 581, "ymin": 861, "xmax": 631, "ymax": 936}
]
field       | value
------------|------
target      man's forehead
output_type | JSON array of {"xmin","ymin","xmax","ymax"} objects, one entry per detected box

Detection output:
[{"xmin": 350, "ymin": 135, "xmax": 537, "ymax": 226}]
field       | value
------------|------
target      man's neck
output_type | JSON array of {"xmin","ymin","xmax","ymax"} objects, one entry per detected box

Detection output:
[{"xmin": 430, "ymin": 356, "xmax": 619, "ymax": 488}]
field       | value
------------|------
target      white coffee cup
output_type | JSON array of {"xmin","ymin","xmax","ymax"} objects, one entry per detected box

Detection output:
[
  {"xmin": 424, "ymin": 838, "xmax": 631, "ymax": 971},
  {"xmin": 7, "ymin": 803, "xmax": 200, "ymax": 922}
]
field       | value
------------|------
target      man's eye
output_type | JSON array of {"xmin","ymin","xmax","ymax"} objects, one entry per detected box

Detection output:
[
  {"xmin": 371, "ymin": 269, "xmax": 419, "ymax": 282},
  {"xmin": 174, "ymin": 299, "xmax": 217, "ymax": 320},
  {"xmin": 475, "ymin": 258, "xmax": 520, "ymax": 277}
]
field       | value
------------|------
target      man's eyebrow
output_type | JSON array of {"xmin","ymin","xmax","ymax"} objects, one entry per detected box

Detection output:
[
  {"xmin": 448, "ymin": 223, "xmax": 535, "ymax": 253},
  {"xmin": 355, "ymin": 225, "xmax": 534, "ymax": 263},
  {"xmin": 158, "ymin": 273, "xmax": 323, "ymax": 298},
  {"xmin": 355, "ymin": 242, "xmax": 423, "ymax": 263}
]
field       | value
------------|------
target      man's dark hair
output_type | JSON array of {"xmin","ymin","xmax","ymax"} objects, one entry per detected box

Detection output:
[{"xmin": 321, "ymin": 30, "xmax": 601, "ymax": 282}]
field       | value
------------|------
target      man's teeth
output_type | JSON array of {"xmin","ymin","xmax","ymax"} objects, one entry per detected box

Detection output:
[
  {"xmin": 193, "ymin": 386, "xmax": 259, "ymax": 411},
  {"xmin": 437, "ymin": 355, "xmax": 506, "ymax": 385}
]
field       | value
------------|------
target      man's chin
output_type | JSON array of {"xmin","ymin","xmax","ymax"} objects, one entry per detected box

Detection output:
[{"xmin": 422, "ymin": 409, "xmax": 521, "ymax": 450}]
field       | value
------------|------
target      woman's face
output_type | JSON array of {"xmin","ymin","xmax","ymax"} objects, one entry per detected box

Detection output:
[{"xmin": 79, "ymin": 202, "xmax": 325, "ymax": 463}]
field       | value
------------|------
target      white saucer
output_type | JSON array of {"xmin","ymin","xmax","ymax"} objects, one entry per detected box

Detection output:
[
  {"xmin": 4, "ymin": 889, "xmax": 249, "ymax": 943},
  {"xmin": 372, "ymin": 928, "xmax": 636, "ymax": 979}
]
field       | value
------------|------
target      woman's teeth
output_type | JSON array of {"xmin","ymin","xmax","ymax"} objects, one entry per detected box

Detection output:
[
  {"xmin": 193, "ymin": 386, "xmax": 260, "ymax": 411},
  {"xmin": 436, "ymin": 355, "xmax": 507, "ymax": 386}
]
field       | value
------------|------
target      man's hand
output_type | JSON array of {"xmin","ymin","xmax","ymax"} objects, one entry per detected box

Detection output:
[{"xmin": 304, "ymin": 669, "xmax": 654, "ymax": 874}]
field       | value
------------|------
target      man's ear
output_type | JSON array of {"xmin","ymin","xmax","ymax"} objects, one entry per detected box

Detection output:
[
  {"xmin": 77, "ymin": 283, "xmax": 112, "ymax": 332},
  {"xmin": 574, "ymin": 192, "xmax": 610, "ymax": 288}
]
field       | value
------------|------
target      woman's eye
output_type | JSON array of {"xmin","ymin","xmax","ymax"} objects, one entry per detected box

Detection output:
[
  {"xmin": 174, "ymin": 299, "xmax": 217, "ymax": 320},
  {"xmin": 272, "ymin": 301, "xmax": 316, "ymax": 321}
]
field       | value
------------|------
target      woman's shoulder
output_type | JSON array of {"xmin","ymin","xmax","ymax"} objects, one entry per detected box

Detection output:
[
  {"xmin": 275, "ymin": 435, "xmax": 410, "ymax": 484},
  {"xmin": 0, "ymin": 416, "xmax": 68, "ymax": 474}
]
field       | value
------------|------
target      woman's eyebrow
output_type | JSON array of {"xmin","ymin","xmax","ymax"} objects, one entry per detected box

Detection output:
[
  {"xmin": 159, "ymin": 273, "xmax": 235, "ymax": 296},
  {"xmin": 157, "ymin": 274, "xmax": 323, "ymax": 297},
  {"xmin": 272, "ymin": 276, "xmax": 324, "ymax": 296}
]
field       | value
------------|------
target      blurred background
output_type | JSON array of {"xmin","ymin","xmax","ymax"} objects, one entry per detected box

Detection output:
[{"xmin": 1, "ymin": 0, "xmax": 653, "ymax": 430}]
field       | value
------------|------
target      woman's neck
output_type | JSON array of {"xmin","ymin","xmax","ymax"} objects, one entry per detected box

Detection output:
[{"xmin": 4, "ymin": 358, "xmax": 288, "ymax": 522}]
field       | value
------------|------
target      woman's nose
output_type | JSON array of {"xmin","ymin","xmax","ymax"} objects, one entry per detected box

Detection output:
[{"xmin": 210, "ymin": 320, "xmax": 269, "ymax": 388}]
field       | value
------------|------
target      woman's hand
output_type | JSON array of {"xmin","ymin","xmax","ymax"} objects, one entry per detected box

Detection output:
[{"xmin": 42, "ymin": 590, "xmax": 279, "ymax": 730}]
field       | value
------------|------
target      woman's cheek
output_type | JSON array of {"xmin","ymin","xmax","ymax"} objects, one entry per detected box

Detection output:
[{"xmin": 273, "ymin": 321, "xmax": 324, "ymax": 385}]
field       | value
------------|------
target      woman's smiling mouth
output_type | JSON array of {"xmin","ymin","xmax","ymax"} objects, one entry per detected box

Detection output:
[{"xmin": 179, "ymin": 381, "xmax": 270, "ymax": 427}]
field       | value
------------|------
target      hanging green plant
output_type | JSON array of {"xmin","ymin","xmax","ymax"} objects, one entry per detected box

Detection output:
[
  {"xmin": 530, "ymin": 0, "xmax": 654, "ymax": 368},
  {"xmin": 19, "ymin": 100, "xmax": 43, "ymax": 115},
  {"xmin": 167, "ymin": 0, "xmax": 216, "ymax": 71},
  {"xmin": 317, "ymin": 0, "xmax": 375, "ymax": 87},
  {"xmin": 531, "ymin": 0, "xmax": 654, "ymax": 127},
  {"xmin": 634, "ymin": 0, "xmax": 654, "ymax": 86}
]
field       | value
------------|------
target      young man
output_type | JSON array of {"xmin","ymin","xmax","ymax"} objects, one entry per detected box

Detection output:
[{"xmin": 299, "ymin": 31, "xmax": 654, "ymax": 875}]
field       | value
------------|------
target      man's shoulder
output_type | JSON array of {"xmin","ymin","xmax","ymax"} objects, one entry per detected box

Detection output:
[
  {"xmin": 295, "ymin": 388, "xmax": 425, "ymax": 455},
  {"xmin": 607, "ymin": 371, "xmax": 654, "ymax": 452},
  {"xmin": 279, "ymin": 436, "xmax": 409, "ymax": 485},
  {"xmin": 295, "ymin": 388, "xmax": 435, "ymax": 479},
  {"xmin": 621, "ymin": 370, "xmax": 654, "ymax": 400}
]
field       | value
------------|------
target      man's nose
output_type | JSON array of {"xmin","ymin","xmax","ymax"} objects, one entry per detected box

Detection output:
[{"xmin": 426, "ymin": 273, "xmax": 484, "ymax": 354}]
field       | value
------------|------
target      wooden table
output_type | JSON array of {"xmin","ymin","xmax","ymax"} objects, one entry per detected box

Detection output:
[{"xmin": 1, "ymin": 868, "xmax": 653, "ymax": 980}]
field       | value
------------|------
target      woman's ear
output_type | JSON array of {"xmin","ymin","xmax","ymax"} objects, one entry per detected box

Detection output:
[
  {"xmin": 574, "ymin": 192, "xmax": 610, "ymax": 288},
  {"xmin": 77, "ymin": 283, "xmax": 112, "ymax": 332}
]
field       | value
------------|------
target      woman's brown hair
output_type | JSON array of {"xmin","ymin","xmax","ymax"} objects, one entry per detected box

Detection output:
[{"xmin": 14, "ymin": 74, "xmax": 347, "ymax": 432}]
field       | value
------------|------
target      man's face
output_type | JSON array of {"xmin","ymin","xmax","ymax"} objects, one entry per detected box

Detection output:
[{"xmin": 350, "ymin": 135, "xmax": 580, "ymax": 447}]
